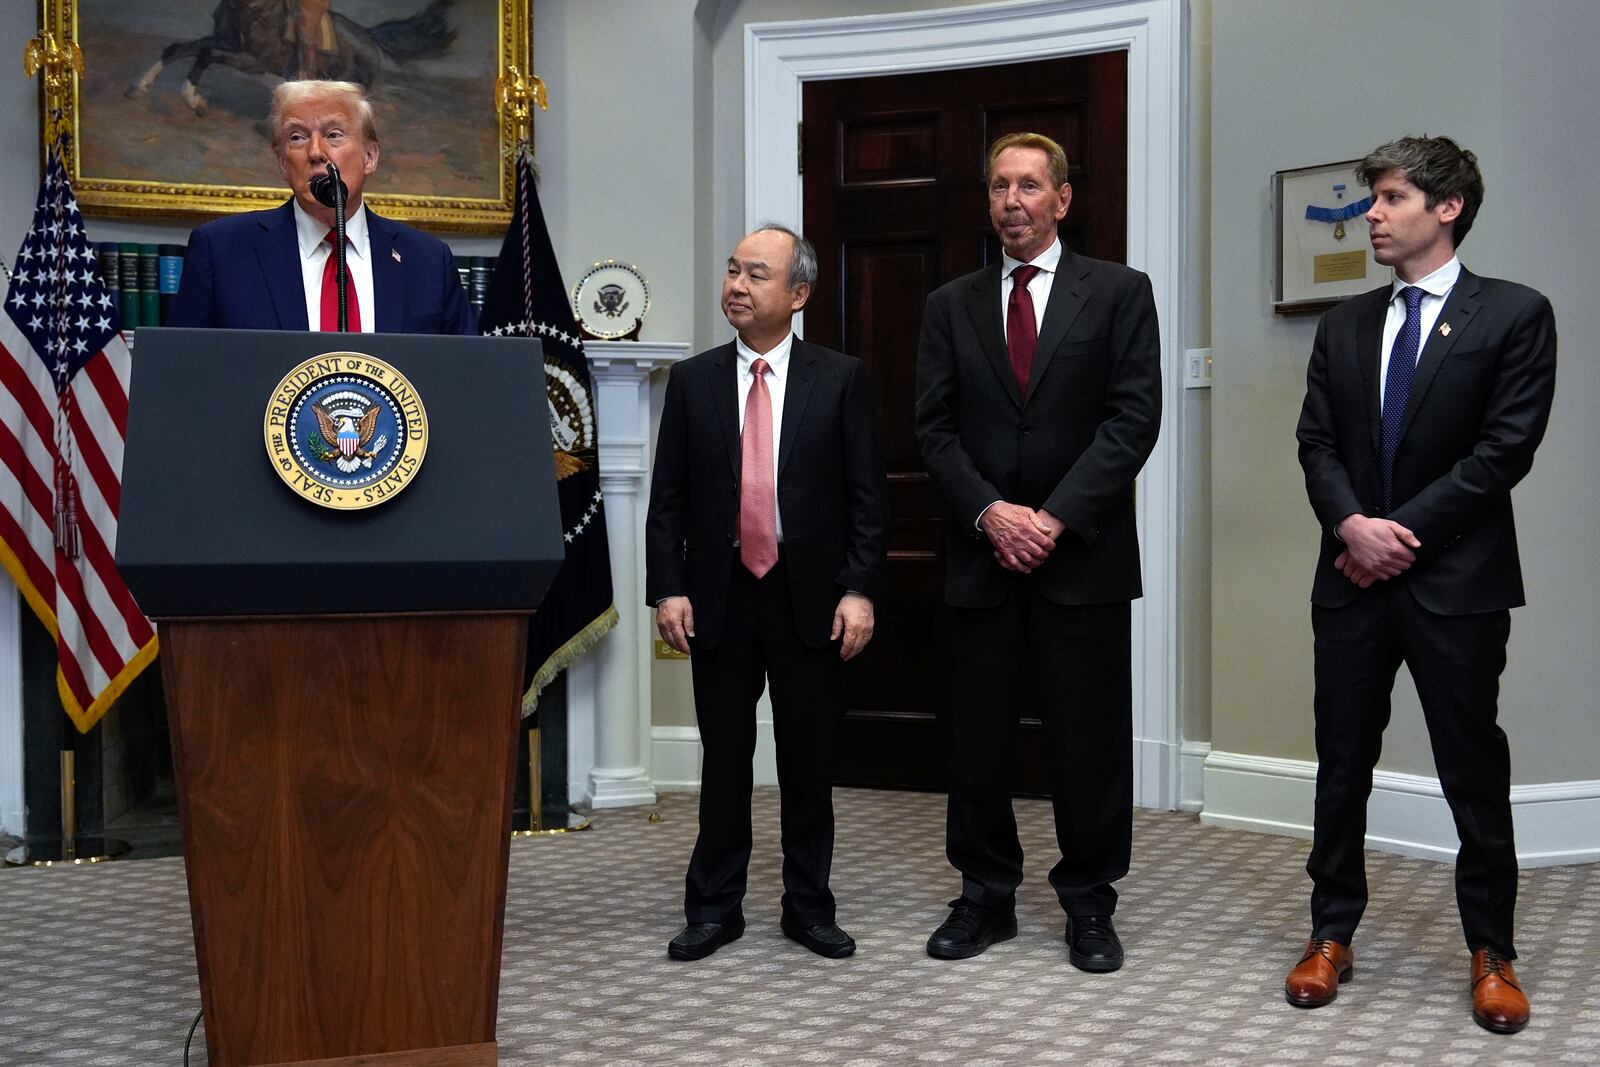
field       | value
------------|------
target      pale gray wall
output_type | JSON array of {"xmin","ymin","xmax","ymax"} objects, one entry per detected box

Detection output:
[
  {"xmin": 1210, "ymin": 0, "xmax": 1600, "ymax": 782},
  {"xmin": 5, "ymin": 0, "xmax": 1592, "ymax": 783},
  {"xmin": 1180, "ymin": 0, "xmax": 1212, "ymax": 749},
  {"xmin": 1, "ymin": 4, "xmax": 38, "ymax": 264},
  {"xmin": 531, "ymin": 0, "xmax": 698, "ymax": 343}
]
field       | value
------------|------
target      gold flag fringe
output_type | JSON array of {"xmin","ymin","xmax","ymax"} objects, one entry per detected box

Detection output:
[
  {"xmin": 0, "ymin": 535, "xmax": 159, "ymax": 734},
  {"xmin": 520, "ymin": 602, "xmax": 619, "ymax": 716}
]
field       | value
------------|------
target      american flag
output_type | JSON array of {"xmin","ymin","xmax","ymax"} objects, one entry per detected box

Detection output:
[{"xmin": 0, "ymin": 152, "xmax": 156, "ymax": 733}]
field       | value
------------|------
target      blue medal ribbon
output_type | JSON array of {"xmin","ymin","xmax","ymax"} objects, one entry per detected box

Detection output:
[{"xmin": 1305, "ymin": 197, "xmax": 1372, "ymax": 223}]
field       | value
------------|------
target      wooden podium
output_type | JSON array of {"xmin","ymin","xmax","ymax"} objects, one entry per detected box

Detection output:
[{"xmin": 118, "ymin": 329, "xmax": 564, "ymax": 1067}]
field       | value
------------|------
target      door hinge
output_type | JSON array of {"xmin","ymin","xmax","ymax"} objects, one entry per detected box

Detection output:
[{"xmin": 797, "ymin": 121, "xmax": 804, "ymax": 175}]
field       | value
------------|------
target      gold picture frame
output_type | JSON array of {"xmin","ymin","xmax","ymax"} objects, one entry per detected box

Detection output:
[{"xmin": 38, "ymin": 0, "xmax": 527, "ymax": 233}]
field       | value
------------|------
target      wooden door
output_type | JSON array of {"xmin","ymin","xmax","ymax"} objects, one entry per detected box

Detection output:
[{"xmin": 802, "ymin": 52, "xmax": 1128, "ymax": 794}]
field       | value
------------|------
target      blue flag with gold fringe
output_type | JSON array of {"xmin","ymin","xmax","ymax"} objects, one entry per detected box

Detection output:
[{"xmin": 479, "ymin": 147, "xmax": 616, "ymax": 711}]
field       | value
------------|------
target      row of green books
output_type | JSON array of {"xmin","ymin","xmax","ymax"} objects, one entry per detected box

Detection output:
[
  {"xmin": 93, "ymin": 245, "xmax": 496, "ymax": 329},
  {"xmin": 94, "ymin": 243, "xmax": 185, "ymax": 331},
  {"xmin": 457, "ymin": 256, "xmax": 497, "ymax": 315}
]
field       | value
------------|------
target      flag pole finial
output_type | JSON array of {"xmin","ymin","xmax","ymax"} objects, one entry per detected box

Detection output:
[
  {"xmin": 495, "ymin": 64, "xmax": 548, "ymax": 144},
  {"xmin": 27, "ymin": 3, "xmax": 84, "ymax": 161},
  {"xmin": 23, "ymin": 29, "xmax": 82, "ymax": 104}
]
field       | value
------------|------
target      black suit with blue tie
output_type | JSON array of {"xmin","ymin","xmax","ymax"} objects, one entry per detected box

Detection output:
[{"xmin": 1295, "ymin": 266, "xmax": 1557, "ymax": 957}]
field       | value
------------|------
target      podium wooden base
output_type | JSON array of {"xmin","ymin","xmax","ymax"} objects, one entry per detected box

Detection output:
[
  {"xmin": 257, "ymin": 1041, "xmax": 496, "ymax": 1067},
  {"xmin": 162, "ymin": 615, "xmax": 526, "ymax": 1067}
]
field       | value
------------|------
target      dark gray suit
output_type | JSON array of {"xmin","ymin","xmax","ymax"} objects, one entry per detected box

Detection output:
[
  {"xmin": 1296, "ymin": 267, "xmax": 1557, "ymax": 956},
  {"xmin": 914, "ymin": 249, "xmax": 1161, "ymax": 915}
]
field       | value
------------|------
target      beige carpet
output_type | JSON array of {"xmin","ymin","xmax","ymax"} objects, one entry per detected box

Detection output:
[{"xmin": 1, "ymin": 787, "xmax": 1595, "ymax": 1066}]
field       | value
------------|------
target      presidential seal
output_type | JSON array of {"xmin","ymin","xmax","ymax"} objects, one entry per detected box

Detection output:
[{"xmin": 263, "ymin": 352, "xmax": 428, "ymax": 510}]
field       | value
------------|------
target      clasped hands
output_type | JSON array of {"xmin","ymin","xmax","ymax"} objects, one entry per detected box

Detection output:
[
  {"xmin": 981, "ymin": 501, "xmax": 1065, "ymax": 573},
  {"xmin": 655, "ymin": 591, "xmax": 876, "ymax": 661},
  {"xmin": 1333, "ymin": 513, "xmax": 1422, "ymax": 588}
]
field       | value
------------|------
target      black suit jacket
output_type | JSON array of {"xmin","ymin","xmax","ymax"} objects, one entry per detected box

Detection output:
[
  {"xmin": 914, "ymin": 249, "xmax": 1162, "ymax": 608},
  {"xmin": 168, "ymin": 200, "xmax": 476, "ymax": 335},
  {"xmin": 1296, "ymin": 268, "xmax": 1557, "ymax": 614},
  {"xmin": 644, "ymin": 338, "xmax": 889, "ymax": 648}
]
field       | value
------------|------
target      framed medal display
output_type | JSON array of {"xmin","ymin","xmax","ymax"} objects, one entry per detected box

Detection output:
[{"xmin": 1273, "ymin": 159, "xmax": 1382, "ymax": 314}]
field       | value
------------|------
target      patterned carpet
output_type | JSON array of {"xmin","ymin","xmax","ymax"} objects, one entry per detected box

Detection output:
[{"xmin": 2, "ymin": 787, "xmax": 1596, "ymax": 1066}]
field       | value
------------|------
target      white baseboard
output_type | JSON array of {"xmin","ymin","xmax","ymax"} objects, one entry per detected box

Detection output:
[
  {"xmin": 650, "ymin": 720, "xmax": 778, "ymax": 792},
  {"xmin": 1178, "ymin": 741, "xmax": 1210, "ymax": 813},
  {"xmin": 0, "ymin": 800, "xmax": 22, "ymax": 839},
  {"xmin": 650, "ymin": 726, "xmax": 702, "ymax": 793},
  {"xmin": 1200, "ymin": 750, "xmax": 1600, "ymax": 868}
]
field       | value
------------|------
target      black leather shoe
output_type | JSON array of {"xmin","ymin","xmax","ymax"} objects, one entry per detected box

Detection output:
[
  {"xmin": 667, "ymin": 916, "xmax": 745, "ymax": 961},
  {"xmin": 780, "ymin": 917, "xmax": 857, "ymax": 958},
  {"xmin": 1066, "ymin": 915, "xmax": 1124, "ymax": 973},
  {"xmin": 926, "ymin": 898, "xmax": 1018, "ymax": 960}
]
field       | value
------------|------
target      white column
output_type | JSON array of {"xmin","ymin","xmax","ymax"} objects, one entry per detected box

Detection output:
[
  {"xmin": 569, "ymin": 341, "xmax": 689, "ymax": 809},
  {"xmin": 0, "ymin": 578, "xmax": 25, "ymax": 836}
]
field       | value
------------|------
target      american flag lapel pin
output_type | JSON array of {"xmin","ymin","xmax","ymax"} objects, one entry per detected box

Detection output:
[
  {"xmin": 391, "ymin": 248, "xmax": 402, "ymax": 263},
  {"xmin": 1438, "ymin": 322, "xmax": 1451, "ymax": 337}
]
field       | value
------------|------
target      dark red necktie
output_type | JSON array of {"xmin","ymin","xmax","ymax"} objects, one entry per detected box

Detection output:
[
  {"xmin": 1007, "ymin": 264, "xmax": 1041, "ymax": 396},
  {"xmin": 320, "ymin": 229, "xmax": 361, "ymax": 332},
  {"xmin": 739, "ymin": 357, "xmax": 778, "ymax": 578}
]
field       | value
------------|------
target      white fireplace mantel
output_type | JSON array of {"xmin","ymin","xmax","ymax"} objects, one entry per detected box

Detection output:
[{"xmin": 566, "ymin": 340, "xmax": 689, "ymax": 808}]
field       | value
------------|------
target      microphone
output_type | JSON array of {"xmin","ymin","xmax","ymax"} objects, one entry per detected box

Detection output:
[
  {"xmin": 310, "ymin": 163, "xmax": 346, "ymax": 209},
  {"xmin": 311, "ymin": 163, "xmax": 351, "ymax": 331}
]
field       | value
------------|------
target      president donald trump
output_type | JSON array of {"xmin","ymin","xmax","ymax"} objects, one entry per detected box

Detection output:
[{"xmin": 169, "ymin": 79, "xmax": 474, "ymax": 336}]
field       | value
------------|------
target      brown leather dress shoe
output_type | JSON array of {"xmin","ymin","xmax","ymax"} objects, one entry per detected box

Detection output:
[
  {"xmin": 1284, "ymin": 937, "xmax": 1352, "ymax": 1007},
  {"xmin": 1471, "ymin": 948, "xmax": 1530, "ymax": 1034}
]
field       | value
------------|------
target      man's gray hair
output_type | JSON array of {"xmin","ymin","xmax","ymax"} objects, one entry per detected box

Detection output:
[{"xmin": 752, "ymin": 222, "xmax": 817, "ymax": 290}]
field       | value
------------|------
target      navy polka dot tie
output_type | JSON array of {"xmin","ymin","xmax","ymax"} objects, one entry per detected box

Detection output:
[{"xmin": 1380, "ymin": 285, "xmax": 1425, "ymax": 512}]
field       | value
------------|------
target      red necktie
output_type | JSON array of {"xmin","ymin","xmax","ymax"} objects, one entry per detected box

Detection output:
[
  {"xmin": 1007, "ymin": 264, "xmax": 1041, "ymax": 396},
  {"xmin": 320, "ymin": 230, "xmax": 361, "ymax": 332},
  {"xmin": 740, "ymin": 357, "xmax": 778, "ymax": 578}
]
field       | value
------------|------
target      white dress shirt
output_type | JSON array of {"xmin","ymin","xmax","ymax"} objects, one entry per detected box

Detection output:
[
  {"xmin": 999, "ymin": 236, "xmax": 1062, "ymax": 340},
  {"xmin": 735, "ymin": 330, "xmax": 792, "ymax": 542},
  {"xmin": 1379, "ymin": 256, "xmax": 1460, "ymax": 406},
  {"xmin": 293, "ymin": 199, "xmax": 375, "ymax": 333}
]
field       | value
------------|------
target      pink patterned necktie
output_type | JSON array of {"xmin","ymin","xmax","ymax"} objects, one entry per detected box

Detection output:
[{"xmin": 740, "ymin": 357, "xmax": 778, "ymax": 578}]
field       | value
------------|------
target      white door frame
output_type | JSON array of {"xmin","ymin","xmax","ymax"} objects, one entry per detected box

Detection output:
[{"xmin": 744, "ymin": 0, "xmax": 1187, "ymax": 808}]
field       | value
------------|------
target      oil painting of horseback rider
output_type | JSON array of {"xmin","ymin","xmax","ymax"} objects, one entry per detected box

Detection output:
[
  {"xmin": 53, "ymin": 0, "xmax": 521, "ymax": 231},
  {"xmin": 125, "ymin": 0, "xmax": 457, "ymax": 116}
]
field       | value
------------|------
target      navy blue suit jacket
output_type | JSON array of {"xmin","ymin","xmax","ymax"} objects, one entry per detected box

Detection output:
[{"xmin": 169, "ymin": 200, "xmax": 476, "ymax": 335}]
